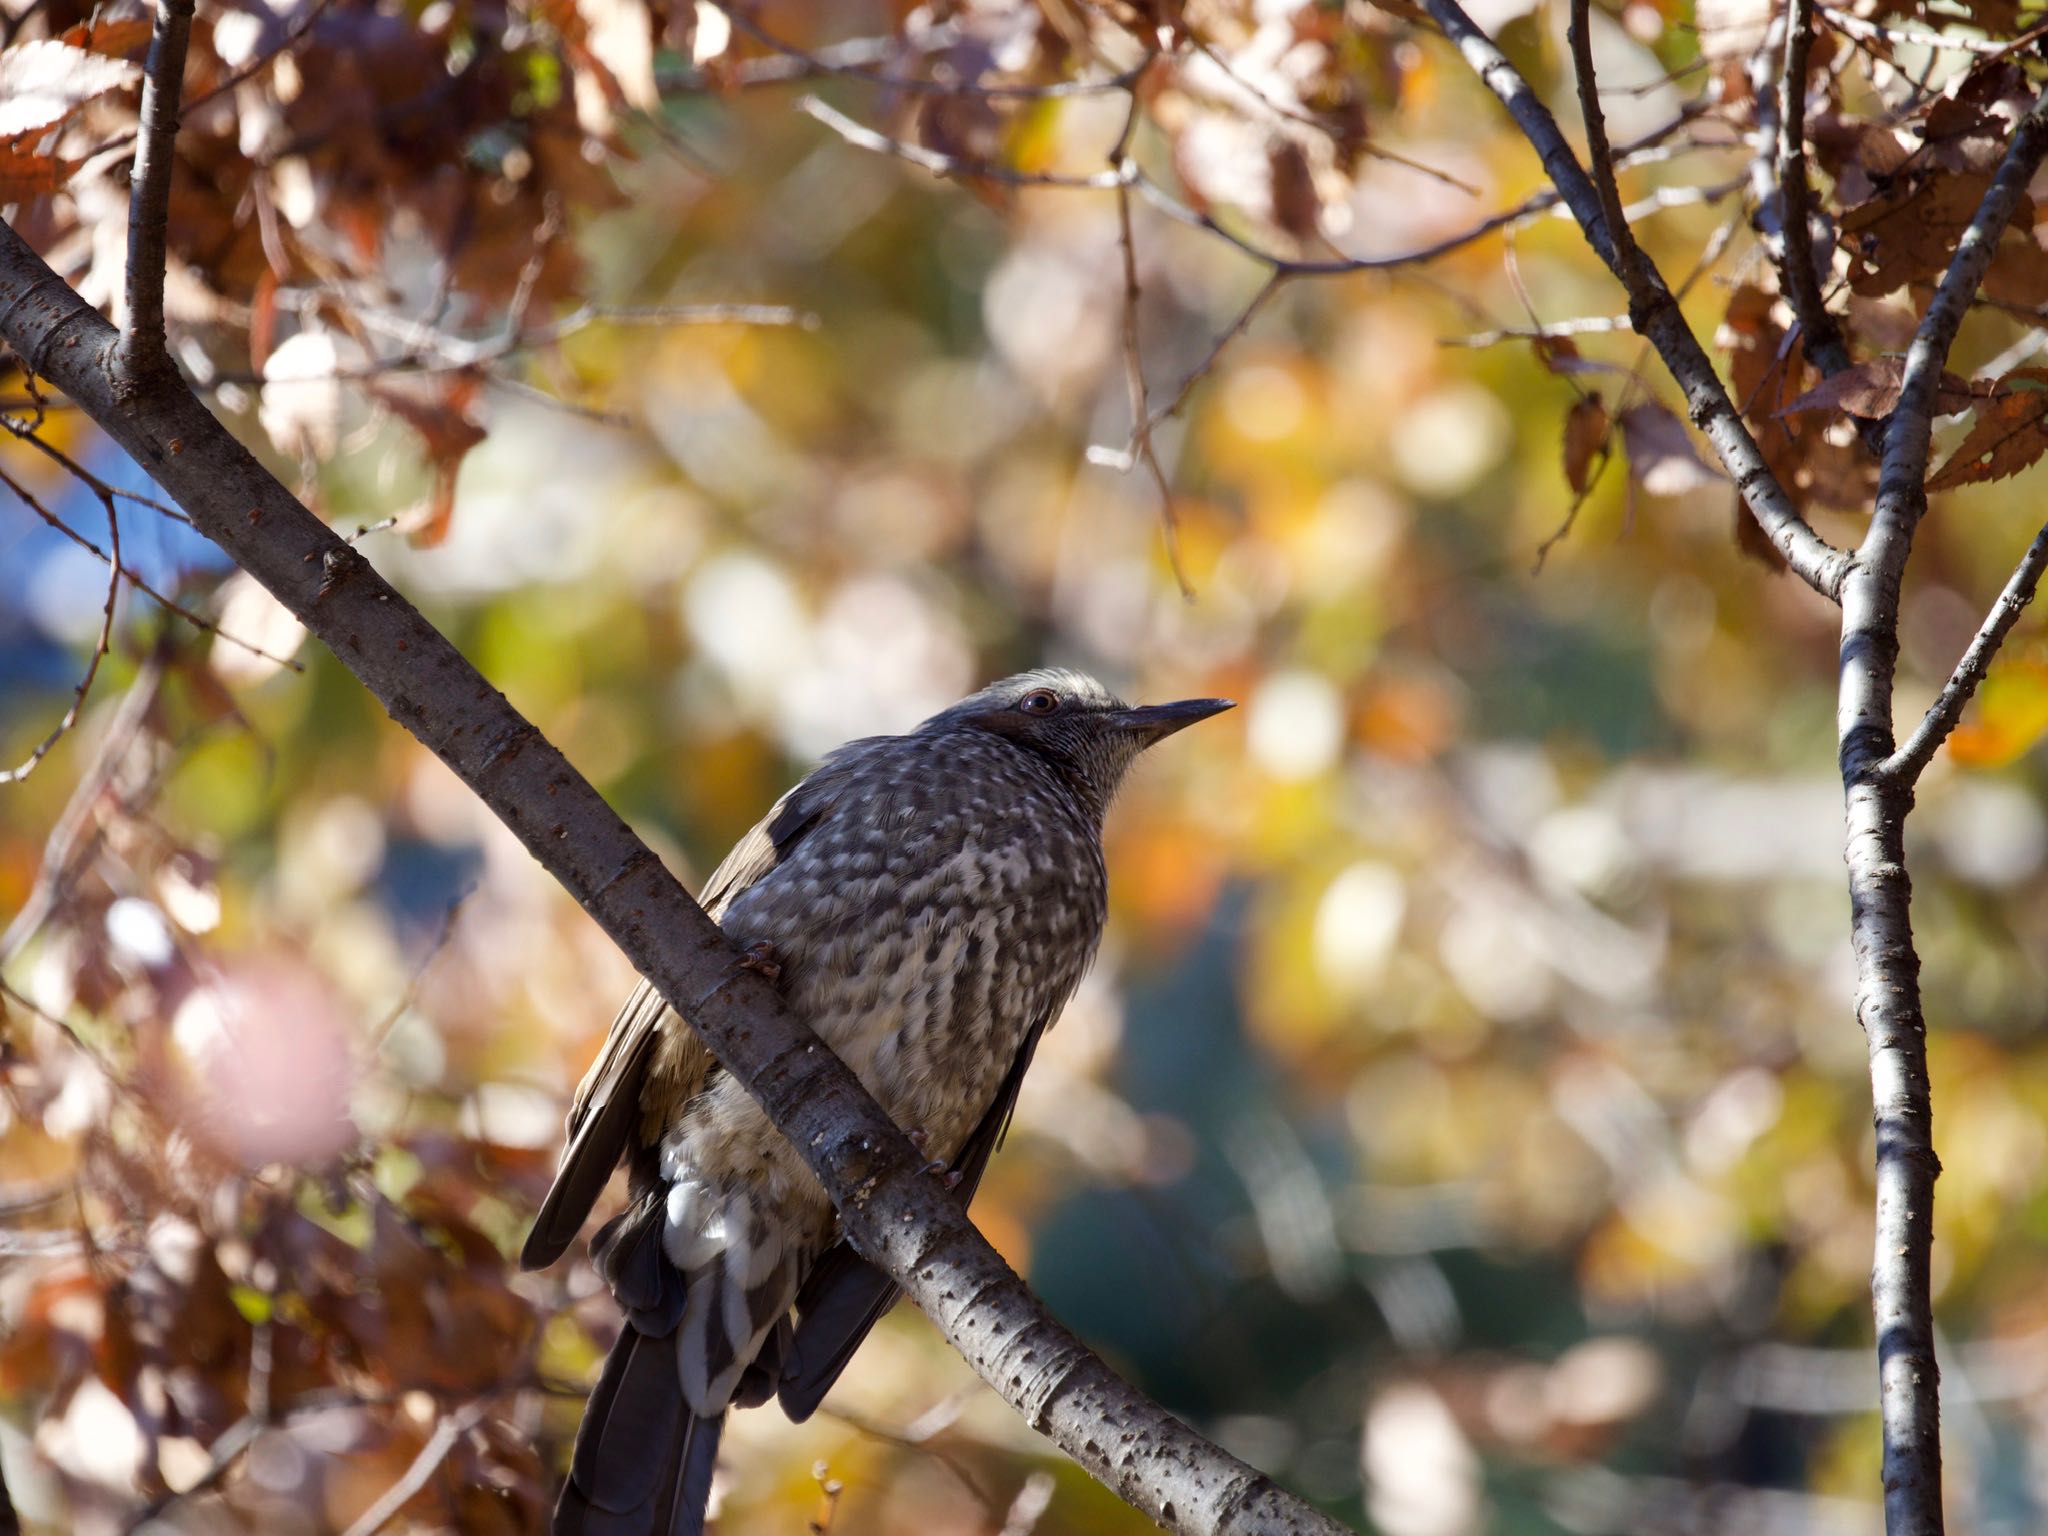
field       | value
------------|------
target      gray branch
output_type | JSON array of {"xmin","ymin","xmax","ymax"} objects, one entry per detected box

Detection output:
[
  {"xmin": 1828, "ymin": 85, "xmax": 2048, "ymax": 1536},
  {"xmin": 1773, "ymin": 0, "xmax": 1852, "ymax": 377},
  {"xmin": 1421, "ymin": 0, "xmax": 1853, "ymax": 601},
  {"xmin": 119, "ymin": 0, "xmax": 195, "ymax": 377},
  {"xmin": 0, "ymin": 219, "xmax": 1350, "ymax": 1536},
  {"xmin": 1884, "ymin": 520, "xmax": 2048, "ymax": 782}
]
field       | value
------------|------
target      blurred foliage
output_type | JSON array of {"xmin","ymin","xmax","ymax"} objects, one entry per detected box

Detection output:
[{"xmin": 10, "ymin": 0, "xmax": 2048, "ymax": 1533}]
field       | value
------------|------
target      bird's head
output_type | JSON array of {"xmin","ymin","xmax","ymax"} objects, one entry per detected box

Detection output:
[{"xmin": 926, "ymin": 668, "xmax": 1234, "ymax": 814}]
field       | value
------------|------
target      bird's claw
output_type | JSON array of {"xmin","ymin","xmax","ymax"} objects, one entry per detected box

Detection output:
[{"xmin": 736, "ymin": 940, "xmax": 783, "ymax": 983}]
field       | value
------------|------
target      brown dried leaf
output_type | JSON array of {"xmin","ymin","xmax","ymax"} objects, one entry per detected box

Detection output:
[
  {"xmin": 1268, "ymin": 137, "xmax": 1320, "ymax": 241},
  {"xmin": 58, "ymin": 13, "xmax": 154, "ymax": 57},
  {"xmin": 1777, "ymin": 356, "xmax": 1979, "ymax": 419},
  {"xmin": 1983, "ymin": 222, "xmax": 2048, "ymax": 308},
  {"xmin": 0, "ymin": 39, "xmax": 141, "ymax": 137},
  {"xmin": 368, "ymin": 373, "xmax": 487, "ymax": 547},
  {"xmin": 1619, "ymin": 402, "xmax": 1725, "ymax": 496},
  {"xmin": 1842, "ymin": 171, "xmax": 1996, "ymax": 297},
  {"xmin": 0, "ymin": 142, "xmax": 76, "ymax": 202},
  {"xmin": 1563, "ymin": 394, "xmax": 1609, "ymax": 494},
  {"xmin": 1929, "ymin": 369, "xmax": 2048, "ymax": 490}
]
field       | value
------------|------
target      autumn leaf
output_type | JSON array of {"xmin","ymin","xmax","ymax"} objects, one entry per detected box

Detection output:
[
  {"xmin": 1563, "ymin": 394, "xmax": 1609, "ymax": 494},
  {"xmin": 1777, "ymin": 356, "xmax": 1980, "ymax": 419},
  {"xmin": 1268, "ymin": 138, "xmax": 1321, "ymax": 242},
  {"xmin": 0, "ymin": 39, "xmax": 141, "ymax": 138},
  {"xmin": 1619, "ymin": 402, "xmax": 1725, "ymax": 496},
  {"xmin": 0, "ymin": 142, "xmax": 76, "ymax": 203},
  {"xmin": 1929, "ymin": 368, "xmax": 2048, "ymax": 490},
  {"xmin": 58, "ymin": 14, "xmax": 154, "ymax": 57},
  {"xmin": 1842, "ymin": 170, "xmax": 1996, "ymax": 297}
]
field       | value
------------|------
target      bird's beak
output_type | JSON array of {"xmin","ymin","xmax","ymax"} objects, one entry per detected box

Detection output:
[{"xmin": 1115, "ymin": 697, "xmax": 1236, "ymax": 746}]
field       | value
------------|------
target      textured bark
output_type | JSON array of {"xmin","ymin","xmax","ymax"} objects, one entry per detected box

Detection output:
[{"xmin": 0, "ymin": 221, "xmax": 1351, "ymax": 1536}]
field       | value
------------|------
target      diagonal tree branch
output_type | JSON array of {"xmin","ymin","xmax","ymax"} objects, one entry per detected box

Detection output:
[
  {"xmin": 120, "ymin": 0, "xmax": 197, "ymax": 376},
  {"xmin": 1884, "ymin": 518, "xmax": 2048, "ymax": 783},
  {"xmin": 1421, "ymin": 0, "xmax": 1854, "ymax": 601},
  {"xmin": 0, "ymin": 219, "xmax": 1350, "ymax": 1536}
]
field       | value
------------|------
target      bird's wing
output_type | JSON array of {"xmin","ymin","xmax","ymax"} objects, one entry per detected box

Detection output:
[
  {"xmin": 776, "ymin": 1015, "xmax": 1051, "ymax": 1422},
  {"xmin": 520, "ymin": 764, "xmax": 853, "ymax": 1273}
]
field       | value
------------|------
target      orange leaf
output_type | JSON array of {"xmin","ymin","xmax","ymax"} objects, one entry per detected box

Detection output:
[
  {"xmin": 1946, "ymin": 656, "xmax": 2048, "ymax": 767},
  {"xmin": 1929, "ymin": 368, "xmax": 2048, "ymax": 490},
  {"xmin": 0, "ymin": 142, "xmax": 76, "ymax": 202}
]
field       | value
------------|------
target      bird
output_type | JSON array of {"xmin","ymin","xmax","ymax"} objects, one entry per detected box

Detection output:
[{"xmin": 519, "ymin": 668, "xmax": 1232, "ymax": 1536}]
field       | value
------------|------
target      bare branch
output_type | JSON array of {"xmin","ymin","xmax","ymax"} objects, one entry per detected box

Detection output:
[
  {"xmin": 1884, "ymin": 519, "xmax": 2048, "ymax": 782},
  {"xmin": 1421, "ymin": 0, "xmax": 1853, "ymax": 601},
  {"xmin": 798, "ymin": 95, "xmax": 1128, "ymax": 188},
  {"xmin": 0, "ymin": 220, "xmax": 1353, "ymax": 1536},
  {"xmin": 658, "ymin": 22, "xmax": 951, "ymax": 93},
  {"xmin": 1114, "ymin": 180, "xmax": 1193, "ymax": 599},
  {"xmin": 709, "ymin": 1, "xmax": 1145, "ymax": 99},
  {"xmin": 0, "ymin": 472, "xmax": 119, "ymax": 786},
  {"xmin": 1817, "ymin": 4, "xmax": 2048, "ymax": 59},
  {"xmin": 338, "ymin": 1399, "xmax": 491, "ymax": 1536},
  {"xmin": 1773, "ymin": 0, "xmax": 1853, "ymax": 376},
  {"xmin": 1566, "ymin": 0, "xmax": 1649, "ymax": 287},
  {"xmin": 121, "ymin": 0, "xmax": 197, "ymax": 376},
  {"xmin": 0, "ymin": 457, "xmax": 302, "ymax": 669},
  {"xmin": 1445, "ymin": 314, "xmax": 1632, "ymax": 348}
]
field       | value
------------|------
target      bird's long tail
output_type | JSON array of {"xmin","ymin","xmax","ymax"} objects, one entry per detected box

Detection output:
[{"xmin": 555, "ymin": 1324, "xmax": 725, "ymax": 1536}]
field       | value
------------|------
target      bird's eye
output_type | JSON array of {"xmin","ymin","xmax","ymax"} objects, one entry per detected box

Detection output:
[{"xmin": 1018, "ymin": 689, "xmax": 1061, "ymax": 716}]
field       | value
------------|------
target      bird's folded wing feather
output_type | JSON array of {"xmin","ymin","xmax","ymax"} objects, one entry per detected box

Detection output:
[
  {"xmin": 520, "ymin": 758, "xmax": 861, "ymax": 1272},
  {"xmin": 777, "ymin": 1015, "xmax": 1050, "ymax": 1422}
]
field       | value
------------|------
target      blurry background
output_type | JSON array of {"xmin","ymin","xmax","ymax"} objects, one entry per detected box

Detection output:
[{"xmin": 8, "ymin": 0, "xmax": 2048, "ymax": 1532}]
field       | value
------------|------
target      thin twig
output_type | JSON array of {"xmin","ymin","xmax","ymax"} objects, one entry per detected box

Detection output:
[
  {"xmin": 368, "ymin": 887, "xmax": 473, "ymax": 1054},
  {"xmin": 0, "ymin": 417, "xmax": 197, "ymax": 527},
  {"xmin": 1776, "ymin": 0, "xmax": 1851, "ymax": 376},
  {"xmin": 0, "ymin": 643, "xmax": 166, "ymax": 965},
  {"xmin": 711, "ymin": 0, "xmax": 1145, "ymax": 99},
  {"xmin": 0, "ymin": 476, "xmax": 119, "ymax": 786},
  {"xmin": 1566, "ymin": 0, "xmax": 1649, "ymax": 287},
  {"xmin": 338, "ymin": 1399, "xmax": 490, "ymax": 1536},
  {"xmin": 1817, "ymin": 4, "xmax": 2048, "ymax": 59},
  {"xmin": 1885, "ymin": 521, "xmax": 2048, "ymax": 781},
  {"xmin": 1114, "ymin": 180, "xmax": 1193, "ymax": 599},
  {"xmin": 0, "ymin": 463, "xmax": 302, "ymax": 670},
  {"xmin": 798, "ymin": 95, "xmax": 1127, "ymax": 188},
  {"xmin": 120, "ymin": 0, "xmax": 197, "ymax": 376},
  {"xmin": 658, "ymin": 20, "xmax": 953, "ymax": 93},
  {"xmin": 1446, "ymin": 314, "xmax": 1632, "ymax": 347}
]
